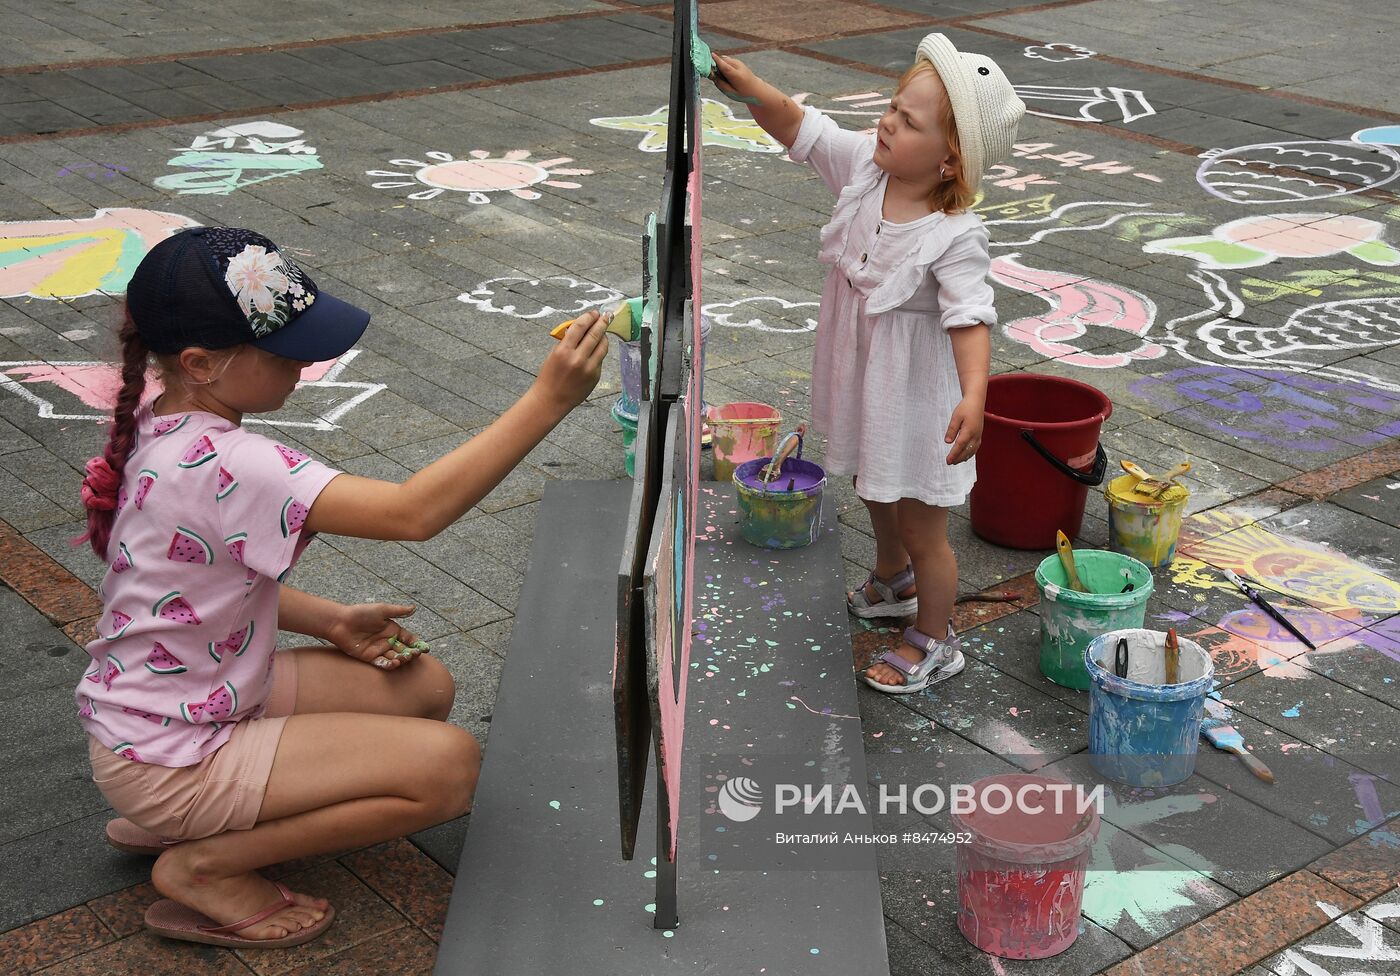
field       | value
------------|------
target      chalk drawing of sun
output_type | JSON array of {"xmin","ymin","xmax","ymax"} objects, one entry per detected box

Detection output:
[{"xmin": 366, "ymin": 150, "xmax": 592, "ymax": 204}]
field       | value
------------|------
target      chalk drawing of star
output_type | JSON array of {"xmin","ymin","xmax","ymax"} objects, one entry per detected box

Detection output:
[{"xmin": 590, "ymin": 98, "xmax": 784, "ymax": 154}]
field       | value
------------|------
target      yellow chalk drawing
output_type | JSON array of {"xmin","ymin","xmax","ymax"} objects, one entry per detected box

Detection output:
[
  {"xmin": 0, "ymin": 208, "xmax": 199, "ymax": 300},
  {"xmin": 591, "ymin": 98, "xmax": 782, "ymax": 154},
  {"xmin": 1179, "ymin": 511, "xmax": 1400, "ymax": 616}
]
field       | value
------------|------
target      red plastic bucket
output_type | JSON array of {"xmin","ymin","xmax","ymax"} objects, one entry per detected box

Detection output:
[
  {"xmin": 953, "ymin": 773, "xmax": 1099, "ymax": 959},
  {"xmin": 970, "ymin": 374, "xmax": 1111, "ymax": 549}
]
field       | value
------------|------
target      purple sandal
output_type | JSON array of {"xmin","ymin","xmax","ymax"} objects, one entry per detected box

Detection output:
[
  {"xmin": 847, "ymin": 565, "xmax": 918, "ymax": 619},
  {"xmin": 863, "ymin": 621, "xmax": 965, "ymax": 694}
]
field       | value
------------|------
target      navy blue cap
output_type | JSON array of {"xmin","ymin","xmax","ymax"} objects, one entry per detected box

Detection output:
[{"xmin": 127, "ymin": 227, "xmax": 370, "ymax": 362}]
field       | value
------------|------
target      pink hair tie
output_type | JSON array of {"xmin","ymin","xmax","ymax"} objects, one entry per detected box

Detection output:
[{"xmin": 80, "ymin": 456, "xmax": 120, "ymax": 511}]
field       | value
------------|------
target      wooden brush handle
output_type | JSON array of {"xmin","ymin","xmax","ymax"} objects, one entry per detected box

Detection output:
[
  {"xmin": 1230, "ymin": 746, "xmax": 1275, "ymax": 783},
  {"xmin": 1164, "ymin": 628, "xmax": 1180, "ymax": 684}
]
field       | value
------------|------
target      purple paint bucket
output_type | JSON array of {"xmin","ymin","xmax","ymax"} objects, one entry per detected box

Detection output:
[{"xmin": 734, "ymin": 440, "xmax": 825, "ymax": 550}]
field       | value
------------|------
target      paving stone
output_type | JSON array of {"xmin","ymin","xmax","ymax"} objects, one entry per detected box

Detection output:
[
  {"xmin": 1260, "ymin": 901, "xmax": 1400, "ymax": 975},
  {"xmin": 1040, "ymin": 754, "xmax": 1335, "ymax": 896},
  {"xmin": 1298, "ymin": 622, "xmax": 1400, "ymax": 710},
  {"xmin": 1223, "ymin": 664, "xmax": 1400, "ymax": 785}
]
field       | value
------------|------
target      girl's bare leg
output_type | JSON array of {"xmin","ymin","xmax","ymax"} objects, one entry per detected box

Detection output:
[
  {"xmin": 865, "ymin": 500, "xmax": 955, "ymax": 686},
  {"xmin": 151, "ymin": 648, "xmax": 477, "ymax": 940}
]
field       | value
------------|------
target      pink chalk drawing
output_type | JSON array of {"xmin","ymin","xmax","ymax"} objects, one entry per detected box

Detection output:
[
  {"xmin": 990, "ymin": 253, "xmax": 1164, "ymax": 367},
  {"xmin": 0, "ymin": 351, "xmax": 382, "ymax": 431},
  {"xmin": 1146, "ymin": 213, "xmax": 1400, "ymax": 270},
  {"xmin": 367, "ymin": 150, "xmax": 592, "ymax": 204},
  {"xmin": 0, "ymin": 208, "xmax": 200, "ymax": 300}
]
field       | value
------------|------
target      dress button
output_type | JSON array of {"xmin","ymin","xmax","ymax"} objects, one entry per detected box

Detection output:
[
  {"xmin": 860, "ymin": 253, "xmax": 868, "ymax": 263},
  {"xmin": 875, "ymin": 225, "xmax": 882, "ymax": 235}
]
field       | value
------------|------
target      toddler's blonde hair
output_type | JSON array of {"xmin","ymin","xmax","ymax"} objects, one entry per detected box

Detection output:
[{"xmin": 896, "ymin": 60, "xmax": 976, "ymax": 214}]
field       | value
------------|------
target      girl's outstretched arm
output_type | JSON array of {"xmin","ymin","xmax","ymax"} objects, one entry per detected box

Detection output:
[
  {"xmin": 711, "ymin": 53, "xmax": 803, "ymax": 148},
  {"xmin": 304, "ymin": 312, "xmax": 610, "ymax": 542}
]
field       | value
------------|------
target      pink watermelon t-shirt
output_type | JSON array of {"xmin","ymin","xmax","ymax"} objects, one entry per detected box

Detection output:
[{"xmin": 76, "ymin": 406, "xmax": 340, "ymax": 767}]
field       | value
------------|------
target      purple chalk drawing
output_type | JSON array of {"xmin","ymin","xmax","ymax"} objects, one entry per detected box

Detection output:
[
  {"xmin": 1129, "ymin": 366, "xmax": 1400, "ymax": 452},
  {"xmin": 57, "ymin": 161, "xmax": 130, "ymax": 180}
]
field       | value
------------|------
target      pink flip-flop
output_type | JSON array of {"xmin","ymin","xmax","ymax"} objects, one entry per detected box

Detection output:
[
  {"xmin": 144, "ymin": 881, "xmax": 335, "ymax": 948},
  {"xmin": 106, "ymin": 818, "xmax": 175, "ymax": 857}
]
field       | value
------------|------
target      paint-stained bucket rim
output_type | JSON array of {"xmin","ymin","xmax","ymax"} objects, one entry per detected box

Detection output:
[
  {"xmin": 1104, "ymin": 474, "xmax": 1189, "ymax": 513},
  {"xmin": 611, "ymin": 396, "xmax": 639, "ymax": 426},
  {"xmin": 733, "ymin": 457, "xmax": 827, "ymax": 497},
  {"xmin": 708, "ymin": 400, "xmax": 782, "ymax": 427},
  {"xmin": 950, "ymin": 773, "xmax": 1099, "ymax": 864},
  {"xmin": 1034, "ymin": 550, "xmax": 1153, "ymax": 611},
  {"xmin": 1085, "ymin": 629, "xmax": 1214, "ymax": 702}
]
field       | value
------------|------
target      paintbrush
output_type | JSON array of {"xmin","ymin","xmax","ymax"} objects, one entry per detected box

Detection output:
[
  {"xmin": 1200, "ymin": 713, "xmax": 1276, "ymax": 783},
  {"xmin": 1222, "ymin": 569, "xmax": 1317, "ymax": 650},
  {"xmin": 1164, "ymin": 627, "xmax": 1180, "ymax": 684},
  {"xmin": 1121, "ymin": 459, "xmax": 1191, "ymax": 498},
  {"xmin": 1055, "ymin": 530, "xmax": 1090, "ymax": 592},
  {"xmin": 549, "ymin": 297, "xmax": 642, "ymax": 341}
]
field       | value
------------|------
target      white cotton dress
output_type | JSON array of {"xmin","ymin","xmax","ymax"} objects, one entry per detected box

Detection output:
[{"xmin": 789, "ymin": 106, "xmax": 997, "ymax": 508}]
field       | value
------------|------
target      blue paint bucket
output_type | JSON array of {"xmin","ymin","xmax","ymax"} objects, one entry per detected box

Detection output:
[{"xmin": 1085, "ymin": 629, "xmax": 1214, "ymax": 787}]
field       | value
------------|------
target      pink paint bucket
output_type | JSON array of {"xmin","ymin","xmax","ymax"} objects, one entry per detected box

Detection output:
[
  {"xmin": 952, "ymin": 773, "xmax": 1099, "ymax": 960},
  {"xmin": 708, "ymin": 401, "xmax": 781, "ymax": 482}
]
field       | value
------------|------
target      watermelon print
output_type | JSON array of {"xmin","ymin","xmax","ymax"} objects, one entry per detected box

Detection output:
[
  {"xmin": 280, "ymin": 497, "xmax": 309, "ymax": 538},
  {"xmin": 123, "ymin": 705, "xmax": 171, "ymax": 727},
  {"xmin": 152, "ymin": 415, "xmax": 189, "ymax": 437},
  {"xmin": 144, "ymin": 642, "xmax": 187, "ymax": 674},
  {"xmin": 78, "ymin": 695, "xmax": 94, "ymax": 719},
  {"xmin": 111, "ymin": 542, "xmax": 134, "ymax": 574},
  {"xmin": 178, "ymin": 435, "xmax": 217, "ymax": 469},
  {"xmin": 224, "ymin": 532, "xmax": 247, "ymax": 564},
  {"xmin": 153, "ymin": 591, "xmax": 201, "ymax": 625},
  {"xmin": 134, "ymin": 469, "xmax": 158, "ymax": 510},
  {"xmin": 216, "ymin": 466, "xmax": 238, "ymax": 501},
  {"xmin": 167, "ymin": 526, "xmax": 214, "ymax": 565},
  {"xmin": 181, "ymin": 681, "xmax": 237, "ymax": 723},
  {"xmin": 274, "ymin": 444, "xmax": 311, "ymax": 474},
  {"xmin": 112, "ymin": 743, "xmax": 143, "ymax": 762},
  {"xmin": 116, "ymin": 487, "xmax": 128, "ymax": 515},
  {"xmin": 245, "ymin": 567, "xmax": 257, "ymax": 586},
  {"xmin": 83, "ymin": 660, "xmax": 101, "ymax": 683},
  {"xmin": 105, "ymin": 610, "xmax": 133, "ymax": 640},
  {"xmin": 103, "ymin": 654, "xmax": 125, "ymax": 690},
  {"xmin": 208, "ymin": 621, "xmax": 254, "ymax": 663}
]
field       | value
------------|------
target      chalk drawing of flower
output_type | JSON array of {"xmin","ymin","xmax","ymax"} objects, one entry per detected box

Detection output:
[
  {"xmin": 1145, "ymin": 213, "xmax": 1400, "ymax": 270},
  {"xmin": 367, "ymin": 150, "xmax": 592, "ymax": 204},
  {"xmin": 225, "ymin": 244, "xmax": 289, "ymax": 316},
  {"xmin": 1023, "ymin": 42, "xmax": 1096, "ymax": 62},
  {"xmin": 456, "ymin": 275, "xmax": 622, "ymax": 320}
]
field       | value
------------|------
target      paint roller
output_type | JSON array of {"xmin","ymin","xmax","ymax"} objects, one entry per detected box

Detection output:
[{"xmin": 549, "ymin": 297, "xmax": 644, "ymax": 342}]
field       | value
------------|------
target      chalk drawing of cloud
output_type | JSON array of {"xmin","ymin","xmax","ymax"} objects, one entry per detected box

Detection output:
[
  {"xmin": 456, "ymin": 275, "xmax": 622, "ymax": 320},
  {"xmin": 701, "ymin": 296, "xmax": 819, "ymax": 333}
]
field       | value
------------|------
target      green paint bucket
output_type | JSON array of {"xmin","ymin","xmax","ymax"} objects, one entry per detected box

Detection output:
[
  {"xmin": 1034, "ymin": 550, "xmax": 1153, "ymax": 690},
  {"xmin": 611, "ymin": 397, "xmax": 638, "ymax": 477}
]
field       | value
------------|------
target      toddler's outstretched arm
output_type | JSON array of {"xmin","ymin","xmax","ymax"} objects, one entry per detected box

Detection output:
[
  {"xmin": 711, "ymin": 53, "xmax": 803, "ymax": 148},
  {"xmin": 304, "ymin": 312, "xmax": 609, "ymax": 542}
]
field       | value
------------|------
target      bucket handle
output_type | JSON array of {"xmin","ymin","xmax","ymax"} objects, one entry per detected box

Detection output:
[
  {"xmin": 1019, "ymin": 429, "xmax": 1108, "ymax": 487},
  {"xmin": 761, "ymin": 431, "xmax": 804, "ymax": 490}
]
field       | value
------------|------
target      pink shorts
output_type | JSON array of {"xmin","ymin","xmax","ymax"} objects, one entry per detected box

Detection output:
[{"xmin": 88, "ymin": 651, "xmax": 299, "ymax": 842}]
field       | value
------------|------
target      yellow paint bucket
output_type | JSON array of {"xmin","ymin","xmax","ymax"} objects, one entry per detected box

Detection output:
[{"xmin": 1104, "ymin": 474, "xmax": 1188, "ymax": 569}]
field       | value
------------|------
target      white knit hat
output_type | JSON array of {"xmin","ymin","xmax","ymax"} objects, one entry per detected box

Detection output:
[{"xmin": 915, "ymin": 33, "xmax": 1026, "ymax": 191}]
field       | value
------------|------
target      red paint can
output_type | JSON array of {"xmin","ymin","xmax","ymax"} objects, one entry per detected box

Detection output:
[{"xmin": 952, "ymin": 773, "xmax": 1099, "ymax": 959}]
